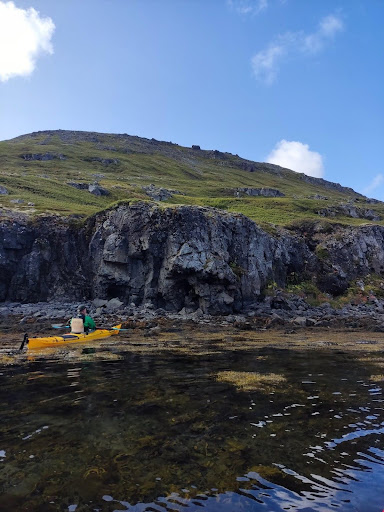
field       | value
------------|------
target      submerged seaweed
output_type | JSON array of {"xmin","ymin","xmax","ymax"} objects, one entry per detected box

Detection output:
[{"xmin": 0, "ymin": 339, "xmax": 383, "ymax": 511}]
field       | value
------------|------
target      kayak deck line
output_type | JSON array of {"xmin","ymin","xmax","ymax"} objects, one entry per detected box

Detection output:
[{"xmin": 24, "ymin": 324, "xmax": 122, "ymax": 350}]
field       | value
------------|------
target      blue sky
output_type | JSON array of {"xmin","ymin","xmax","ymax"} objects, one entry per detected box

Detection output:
[{"xmin": 0, "ymin": 0, "xmax": 383, "ymax": 198}]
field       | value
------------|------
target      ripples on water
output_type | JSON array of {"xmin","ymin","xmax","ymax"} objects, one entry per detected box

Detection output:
[{"xmin": 0, "ymin": 346, "xmax": 383, "ymax": 511}]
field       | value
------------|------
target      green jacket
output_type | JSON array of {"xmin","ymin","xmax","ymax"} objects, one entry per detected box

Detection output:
[{"xmin": 83, "ymin": 315, "xmax": 96, "ymax": 331}]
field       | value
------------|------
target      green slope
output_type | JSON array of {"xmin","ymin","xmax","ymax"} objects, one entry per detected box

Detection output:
[{"xmin": 0, "ymin": 129, "xmax": 383, "ymax": 227}]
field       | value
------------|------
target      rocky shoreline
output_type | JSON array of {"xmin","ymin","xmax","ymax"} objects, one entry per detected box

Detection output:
[
  {"xmin": 1, "ymin": 291, "xmax": 384, "ymax": 334},
  {"xmin": 2, "ymin": 203, "xmax": 384, "ymax": 333}
]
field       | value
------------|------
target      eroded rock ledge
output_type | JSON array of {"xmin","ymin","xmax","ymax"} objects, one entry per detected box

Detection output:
[{"xmin": 1, "ymin": 203, "xmax": 384, "ymax": 315}]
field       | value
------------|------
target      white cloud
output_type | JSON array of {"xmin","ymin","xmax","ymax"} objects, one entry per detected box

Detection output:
[
  {"xmin": 266, "ymin": 140, "xmax": 324, "ymax": 178},
  {"xmin": 362, "ymin": 174, "xmax": 384, "ymax": 196},
  {"xmin": 303, "ymin": 14, "xmax": 344, "ymax": 54},
  {"xmin": 251, "ymin": 14, "xmax": 343, "ymax": 84},
  {"xmin": 251, "ymin": 43, "xmax": 285, "ymax": 84},
  {"xmin": 228, "ymin": 0, "xmax": 268, "ymax": 16},
  {"xmin": 0, "ymin": 1, "xmax": 55, "ymax": 82}
]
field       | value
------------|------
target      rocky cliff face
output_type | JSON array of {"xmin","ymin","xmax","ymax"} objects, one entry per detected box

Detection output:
[
  {"xmin": 1, "ymin": 204, "xmax": 384, "ymax": 313},
  {"xmin": 86, "ymin": 204, "xmax": 310, "ymax": 313},
  {"xmin": 299, "ymin": 222, "xmax": 384, "ymax": 295},
  {"xmin": 0, "ymin": 216, "xmax": 89, "ymax": 303}
]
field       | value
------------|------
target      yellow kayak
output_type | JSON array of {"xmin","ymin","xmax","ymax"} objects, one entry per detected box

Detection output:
[{"xmin": 24, "ymin": 324, "xmax": 121, "ymax": 350}]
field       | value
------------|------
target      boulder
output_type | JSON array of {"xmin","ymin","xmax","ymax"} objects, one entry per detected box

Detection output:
[
  {"xmin": 105, "ymin": 298, "xmax": 124, "ymax": 311},
  {"xmin": 92, "ymin": 298, "xmax": 108, "ymax": 308},
  {"xmin": 88, "ymin": 183, "xmax": 110, "ymax": 196},
  {"xmin": 292, "ymin": 316, "xmax": 307, "ymax": 326},
  {"xmin": 142, "ymin": 184, "xmax": 181, "ymax": 201}
]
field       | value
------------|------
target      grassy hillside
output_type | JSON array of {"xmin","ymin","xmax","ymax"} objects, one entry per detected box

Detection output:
[{"xmin": 0, "ymin": 129, "xmax": 383, "ymax": 227}]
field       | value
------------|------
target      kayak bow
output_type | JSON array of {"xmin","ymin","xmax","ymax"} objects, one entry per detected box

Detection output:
[{"xmin": 25, "ymin": 324, "xmax": 122, "ymax": 350}]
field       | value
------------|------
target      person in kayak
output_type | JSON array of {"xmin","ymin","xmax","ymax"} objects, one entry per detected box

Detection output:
[
  {"xmin": 78, "ymin": 305, "xmax": 96, "ymax": 333},
  {"xmin": 70, "ymin": 306, "xmax": 96, "ymax": 334}
]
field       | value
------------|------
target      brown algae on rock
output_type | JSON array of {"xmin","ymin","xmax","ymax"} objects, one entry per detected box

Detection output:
[{"xmin": 216, "ymin": 371, "xmax": 286, "ymax": 392}]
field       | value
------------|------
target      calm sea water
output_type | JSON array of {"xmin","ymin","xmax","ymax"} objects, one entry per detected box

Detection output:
[{"xmin": 0, "ymin": 345, "xmax": 383, "ymax": 511}]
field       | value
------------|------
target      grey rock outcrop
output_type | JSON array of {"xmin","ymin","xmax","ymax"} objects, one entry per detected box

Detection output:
[
  {"xmin": 87, "ymin": 204, "xmax": 311, "ymax": 313},
  {"xmin": 290, "ymin": 221, "xmax": 384, "ymax": 295},
  {"xmin": 310, "ymin": 194, "xmax": 328, "ymax": 200},
  {"xmin": 20, "ymin": 153, "xmax": 66, "ymax": 161},
  {"xmin": 234, "ymin": 187, "xmax": 285, "ymax": 198},
  {"xmin": 0, "ymin": 216, "xmax": 89, "ymax": 302},
  {"xmin": 317, "ymin": 204, "xmax": 381, "ymax": 221},
  {"xmin": 0, "ymin": 186, "xmax": 8, "ymax": 195},
  {"xmin": 67, "ymin": 182, "xmax": 110, "ymax": 195},
  {"xmin": 88, "ymin": 182, "xmax": 110, "ymax": 196},
  {"xmin": 366, "ymin": 198, "xmax": 382, "ymax": 204},
  {"xmin": 0, "ymin": 204, "xmax": 309, "ymax": 312},
  {"xmin": 1, "ymin": 204, "xmax": 384, "ymax": 314},
  {"xmin": 142, "ymin": 184, "xmax": 182, "ymax": 201},
  {"xmin": 301, "ymin": 175, "xmax": 365, "ymax": 197},
  {"xmin": 84, "ymin": 157, "xmax": 120, "ymax": 165}
]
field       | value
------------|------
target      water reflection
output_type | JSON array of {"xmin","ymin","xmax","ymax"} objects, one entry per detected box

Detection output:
[{"xmin": 0, "ymin": 346, "xmax": 383, "ymax": 511}]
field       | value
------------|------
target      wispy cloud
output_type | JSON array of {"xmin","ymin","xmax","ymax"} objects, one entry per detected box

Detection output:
[
  {"xmin": 266, "ymin": 140, "xmax": 324, "ymax": 178},
  {"xmin": 303, "ymin": 15, "xmax": 344, "ymax": 54},
  {"xmin": 0, "ymin": 1, "xmax": 55, "ymax": 82},
  {"xmin": 252, "ymin": 14, "xmax": 344, "ymax": 84},
  {"xmin": 228, "ymin": 0, "xmax": 268, "ymax": 16},
  {"xmin": 251, "ymin": 43, "xmax": 285, "ymax": 85},
  {"xmin": 362, "ymin": 174, "xmax": 384, "ymax": 196}
]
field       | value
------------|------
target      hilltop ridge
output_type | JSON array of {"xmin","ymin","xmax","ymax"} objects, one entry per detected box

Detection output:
[
  {"xmin": 0, "ymin": 129, "xmax": 381, "ymax": 225},
  {"xmin": 8, "ymin": 129, "xmax": 364, "ymax": 195}
]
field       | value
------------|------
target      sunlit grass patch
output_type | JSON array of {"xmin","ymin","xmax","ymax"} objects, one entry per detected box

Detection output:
[{"xmin": 216, "ymin": 370, "xmax": 286, "ymax": 391}]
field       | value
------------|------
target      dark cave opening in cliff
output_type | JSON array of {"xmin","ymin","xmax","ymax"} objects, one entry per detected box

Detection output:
[
  {"xmin": 106, "ymin": 284, "xmax": 129, "ymax": 302},
  {"xmin": 156, "ymin": 279, "xmax": 200, "ymax": 312},
  {"xmin": 178, "ymin": 279, "xmax": 200, "ymax": 311}
]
